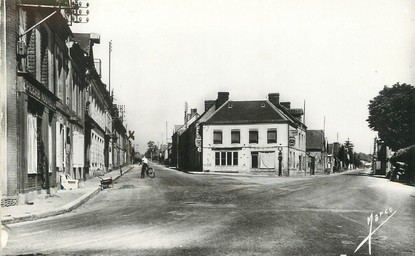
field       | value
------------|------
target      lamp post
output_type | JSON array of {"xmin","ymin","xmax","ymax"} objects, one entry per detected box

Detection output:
[{"xmin": 278, "ymin": 145, "xmax": 283, "ymax": 176}]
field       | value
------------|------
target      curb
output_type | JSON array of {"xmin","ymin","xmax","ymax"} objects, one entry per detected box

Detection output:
[{"xmin": 1, "ymin": 165, "xmax": 135, "ymax": 225}]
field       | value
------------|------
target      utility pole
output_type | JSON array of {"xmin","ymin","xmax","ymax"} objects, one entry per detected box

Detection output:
[
  {"xmin": 109, "ymin": 40, "xmax": 112, "ymax": 92},
  {"xmin": 323, "ymin": 116, "xmax": 326, "ymax": 170}
]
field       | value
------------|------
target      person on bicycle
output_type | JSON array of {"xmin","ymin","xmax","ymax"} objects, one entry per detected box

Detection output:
[{"xmin": 141, "ymin": 156, "xmax": 149, "ymax": 178}]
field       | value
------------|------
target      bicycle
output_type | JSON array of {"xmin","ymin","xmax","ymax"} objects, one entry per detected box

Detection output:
[{"xmin": 143, "ymin": 165, "xmax": 155, "ymax": 178}]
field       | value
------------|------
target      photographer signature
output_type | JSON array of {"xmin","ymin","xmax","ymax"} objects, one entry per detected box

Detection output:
[{"xmin": 354, "ymin": 207, "xmax": 397, "ymax": 255}]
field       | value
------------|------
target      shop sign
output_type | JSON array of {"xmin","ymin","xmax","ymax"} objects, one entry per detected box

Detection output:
[
  {"xmin": 26, "ymin": 83, "xmax": 55, "ymax": 109},
  {"xmin": 195, "ymin": 134, "xmax": 202, "ymax": 147},
  {"xmin": 289, "ymin": 136, "xmax": 296, "ymax": 146}
]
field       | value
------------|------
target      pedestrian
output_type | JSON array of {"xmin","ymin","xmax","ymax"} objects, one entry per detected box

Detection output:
[{"xmin": 141, "ymin": 156, "xmax": 148, "ymax": 178}]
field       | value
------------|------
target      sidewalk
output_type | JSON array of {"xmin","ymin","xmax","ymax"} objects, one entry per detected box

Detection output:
[{"xmin": 1, "ymin": 165, "xmax": 136, "ymax": 225}]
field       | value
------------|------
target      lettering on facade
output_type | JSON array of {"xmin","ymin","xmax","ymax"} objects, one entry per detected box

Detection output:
[{"xmin": 26, "ymin": 83, "xmax": 55, "ymax": 109}]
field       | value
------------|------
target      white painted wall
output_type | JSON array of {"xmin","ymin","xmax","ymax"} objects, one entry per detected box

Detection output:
[{"xmin": 202, "ymin": 123, "xmax": 306, "ymax": 173}]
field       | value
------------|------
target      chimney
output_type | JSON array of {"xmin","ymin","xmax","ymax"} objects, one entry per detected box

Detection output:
[
  {"xmin": 280, "ymin": 102, "xmax": 291, "ymax": 109},
  {"xmin": 216, "ymin": 92, "xmax": 229, "ymax": 109},
  {"xmin": 268, "ymin": 93, "xmax": 280, "ymax": 106},
  {"xmin": 191, "ymin": 108, "xmax": 197, "ymax": 116},
  {"xmin": 204, "ymin": 100, "xmax": 215, "ymax": 112}
]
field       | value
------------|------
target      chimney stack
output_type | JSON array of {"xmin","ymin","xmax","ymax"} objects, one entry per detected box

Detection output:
[
  {"xmin": 268, "ymin": 93, "xmax": 280, "ymax": 106},
  {"xmin": 190, "ymin": 108, "xmax": 197, "ymax": 116},
  {"xmin": 216, "ymin": 92, "xmax": 229, "ymax": 109},
  {"xmin": 280, "ymin": 102, "xmax": 291, "ymax": 109},
  {"xmin": 204, "ymin": 100, "xmax": 215, "ymax": 112}
]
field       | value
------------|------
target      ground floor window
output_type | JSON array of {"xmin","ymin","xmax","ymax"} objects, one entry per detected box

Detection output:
[
  {"xmin": 252, "ymin": 151, "xmax": 275, "ymax": 169},
  {"xmin": 27, "ymin": 113, "xmax": 38, "ymax": 174},
  {"xmin": 215, "ymin": 151, "xmax": 238, "ymax": 166}
]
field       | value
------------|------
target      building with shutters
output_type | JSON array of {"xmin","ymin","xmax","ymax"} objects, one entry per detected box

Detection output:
[
  {"xmin": 202, "ymin": 93, "xmax": 307, "ymax": 175},
  {"xmin": 73, "ymin": 33, "xmax": 113, "ymax": 177},
  {"xmin": 0, "ymin": 1, "xmax": 92, "ymax": 204}
]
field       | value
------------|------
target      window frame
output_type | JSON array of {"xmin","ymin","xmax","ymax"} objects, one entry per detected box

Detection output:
[
  {"xmin": 231, "ymin": 129, "xmax": 240, "ymax": 144},
  {"xmin": 214, "ymin": 151, "xmax": 239, "ymax": 166},
  {"xmin": 213, "ymin": 130, "xmax": 223, "ymax": 144},
  {"xmin": 267, "ymin": 129, "xmax": 277, "ymax": 144},
  {"xmin": 249, "ymin": 130, "xmax": 259, "ymax": 144}
]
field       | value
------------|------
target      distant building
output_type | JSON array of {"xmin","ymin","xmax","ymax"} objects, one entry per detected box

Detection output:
[
  {"xmin": 373, "ymin": 138, "xmax": 391, "ymax": 175},
  {"xmin": 171, "ymin": 108, "xmax": 201, "ymax": 169},
  {"xmin": 306, "ymin": 130, "xmax": 327, "ymax": 174},
  {"xmin": 327, "ymin": 142, "xmax": 341, "ymax": 172}
]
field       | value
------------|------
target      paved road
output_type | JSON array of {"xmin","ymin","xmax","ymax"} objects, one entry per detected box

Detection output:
[{"xmin": 3, "ymin": 165, "xmax": 415, "ymax": 255}]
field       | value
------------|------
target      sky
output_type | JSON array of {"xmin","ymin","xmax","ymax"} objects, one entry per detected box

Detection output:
[{"xmin": 72, "ymin": 0, "xmax": 415, "ymax": 154}]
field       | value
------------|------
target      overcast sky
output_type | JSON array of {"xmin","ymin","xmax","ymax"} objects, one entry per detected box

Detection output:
[{"xmin": 73, "ymin": 0, "xmax": 415, "ymax": 154}]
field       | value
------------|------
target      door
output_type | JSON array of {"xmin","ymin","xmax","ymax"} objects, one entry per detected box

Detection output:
[
  {"xmin": 251, "ymin": 152, "xmax": 258, "ymax": 168},
  {"xmin": 310, "ymin": 157, "xmax": 315, "ymax": 175}
]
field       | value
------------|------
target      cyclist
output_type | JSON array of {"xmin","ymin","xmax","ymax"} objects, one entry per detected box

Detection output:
[{"xmin": 141, "ymin": 156, "xmax": 149, "ymax": 178}]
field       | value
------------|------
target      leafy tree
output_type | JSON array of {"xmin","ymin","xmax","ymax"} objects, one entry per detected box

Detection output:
[
  {"xmin": 355, "ymin": 152, "xmax": 372, "ymax": 163},
  {"xmin": 344, "ymin": 138, "xmax": 354, "ymax": 168},
  {"xmin": 338, "ymin": 145, "xmax": 346, "ymax": 168},
  {"xmin": 367, "ymin": 83, "xmax": 415, "ymax": 151},
  {"xmin": 145, "ymin": 141, "xmax": 159, "ymax": 161}
]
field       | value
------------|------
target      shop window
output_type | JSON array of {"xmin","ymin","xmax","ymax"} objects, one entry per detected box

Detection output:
[
  {"xmin": 215, "ymin": 151, "xmax": 239, "ymax": 166},
  {"xmin": 233, "ymin": 152, "xmax": 238, "ymax": 165}
]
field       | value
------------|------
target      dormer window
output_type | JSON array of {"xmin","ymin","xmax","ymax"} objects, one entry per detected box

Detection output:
[
  {"xmin": 228, "ymin": 104, "xmax": 233, "ymax": 108},
  {"xmin": 261, "ymin": 103, "xmax": 266, "ymax": 108}
]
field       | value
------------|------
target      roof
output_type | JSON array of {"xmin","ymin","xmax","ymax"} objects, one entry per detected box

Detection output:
[
  {"xmin": 288, "ymin": 108, "xmax": 304, "ymax": 116},
  {"xmin": 205, "ymin": 100, "xmax": 288, "ymax": 125},
  {"xmin": 306, "ymin": 130, "xmax": 325, "ymax": 151},
  {"xmin": 72, "ymin": 33, "xmax": 92, "ymax": 55}
]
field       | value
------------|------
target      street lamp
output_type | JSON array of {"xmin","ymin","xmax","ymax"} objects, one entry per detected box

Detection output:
[{"xmin": 278, "ymin": 145, "xmax": 283, "ymax": 176}]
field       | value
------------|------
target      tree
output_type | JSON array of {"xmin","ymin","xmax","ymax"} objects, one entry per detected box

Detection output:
[
  {"xmin": 338, "ymin": 145, "xmax": 346, "ymax": 168},
  {"xmin": 145, "ymin": 141, "xmax": 159, "ymax": 161},
  {"xmin": 344, "ymin": 138, "xmax": 354, "ymax": 169},
  {"xmin": 367, "ymin": 83, "xmax": 415, "ymax": 151}
]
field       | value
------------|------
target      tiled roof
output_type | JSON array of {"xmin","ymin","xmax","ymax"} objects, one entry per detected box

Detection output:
[
  {"xmin": 288, "ymin": 108, "xmax": 304, "ymax": 116},
  {"xmin": 306, "ymin": 130, "xmax": 325, "ymax": 150},
  {"xmin": 205, "ymin": 101, "xmax": 287, "ymax": 124}
]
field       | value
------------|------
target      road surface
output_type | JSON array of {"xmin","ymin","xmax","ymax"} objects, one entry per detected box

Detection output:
[{"xmin": 3, "ymin": 165, "xmax": 415, "ymax": 255}]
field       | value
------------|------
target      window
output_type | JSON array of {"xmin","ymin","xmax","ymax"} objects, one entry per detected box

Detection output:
[
  {"xmin": 267, "ymin": 129, "xmax": 277, "ymax": 143},
  {"xmin": 227, "ymin": 152, "xmax": 232, "ymax": 165},
  {"xmin": 249, "ymin": 130, "xmax": 258, "ymax": 143},
  {"xmin": 231, "ymin": 130, "xmax": 240, "ymax": 144},
  {"xmin": 215, "ymin": 152, "xmax": 220, "ymax": 165},
  {"xmin": 221, "ymin": 152, "xmax": 226, "ymax": 165},
  {"xmin": 215, "ymin": 151, "xmax": 239, "ymax": 166},
  {"xmin": 213, "ymin": 130, "xmax": 222, "ymax": 144},
  {"xmin": 233, "ymin": 152, "xmax": 238, "ymax": 165}
]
